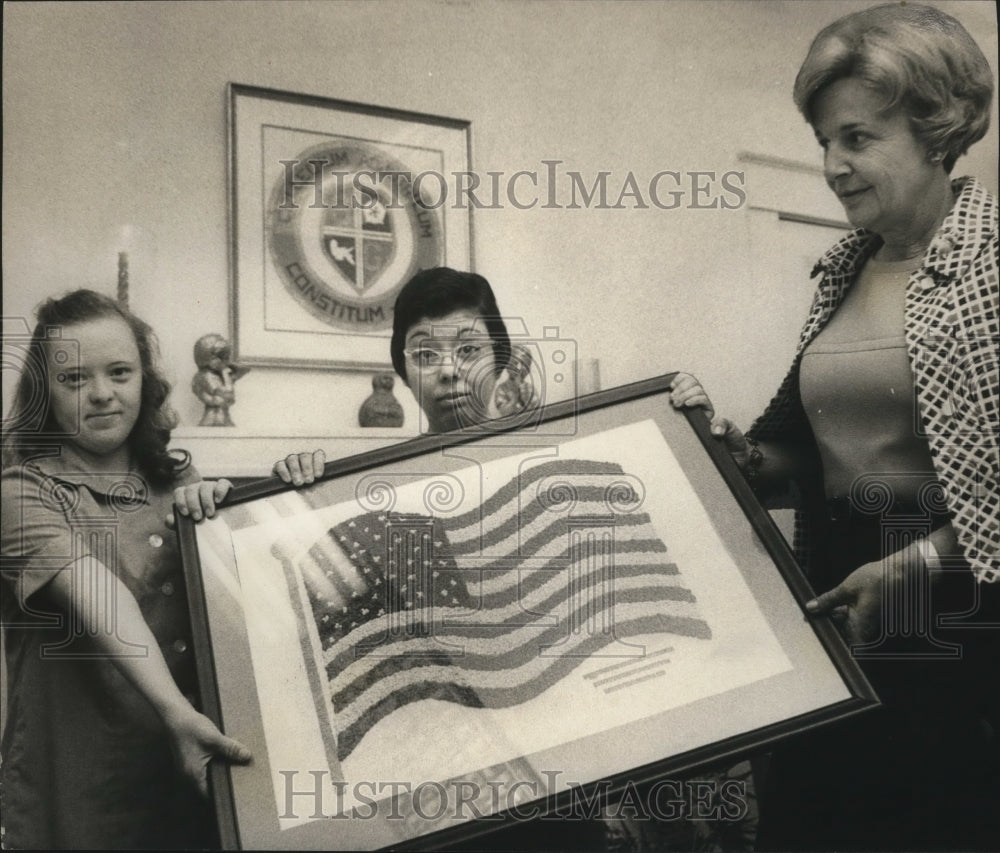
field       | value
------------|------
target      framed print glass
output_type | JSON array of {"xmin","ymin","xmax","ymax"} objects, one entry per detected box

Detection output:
[
  {"xmin": 227, "ymin": 83, "xmax": 473, "ymax": 370},
  {"xmin": 178, "ymin": 374, "xmax": 877, "ymax": 850}
]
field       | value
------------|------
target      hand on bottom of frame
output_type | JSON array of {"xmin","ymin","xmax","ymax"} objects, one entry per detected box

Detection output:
[{"xmin": 163, "ymin": 703, "xmax": 252, "ymax": 797}]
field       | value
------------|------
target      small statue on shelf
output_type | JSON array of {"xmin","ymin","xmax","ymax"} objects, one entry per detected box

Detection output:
[
  {"xmin": 493, "ymin": 344, "xmax": 539, "ymax": 418},
  {"xmin": 359, "ymin": 372, "xmax": 404, "ymax": 428},
  {"xmin": 191, "ymin": 333, "xmax": 250, "ymax": 427}
]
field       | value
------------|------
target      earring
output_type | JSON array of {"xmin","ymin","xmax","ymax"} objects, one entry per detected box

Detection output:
[{"xmin": 929, "ymin": 151, "xmax": 944, "ymax": 165}]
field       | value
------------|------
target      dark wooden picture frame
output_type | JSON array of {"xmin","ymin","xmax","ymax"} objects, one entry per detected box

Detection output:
[{"xmin": 177, "ymin": 374, "xmax": 877, "ymax": 850}]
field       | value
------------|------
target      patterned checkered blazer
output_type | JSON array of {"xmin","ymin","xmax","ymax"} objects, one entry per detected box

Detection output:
[{"xmin": 748, "ymin": 176, "xmax": 998, "ymax": 583}]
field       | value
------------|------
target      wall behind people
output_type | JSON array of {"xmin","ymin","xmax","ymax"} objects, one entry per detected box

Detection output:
[{"xmin": 3, "ymin": 0, "xmax": 996, "ymax": 474}]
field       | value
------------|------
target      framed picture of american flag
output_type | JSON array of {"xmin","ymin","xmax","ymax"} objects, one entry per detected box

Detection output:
[{"xmin": 178, "ymin": 374, "xmax": 877, "ymax": 850}]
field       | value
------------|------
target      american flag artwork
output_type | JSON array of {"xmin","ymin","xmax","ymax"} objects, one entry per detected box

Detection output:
[{"xmin": 271, "ymin": 457, "xmax": 714, "ymax": 769}]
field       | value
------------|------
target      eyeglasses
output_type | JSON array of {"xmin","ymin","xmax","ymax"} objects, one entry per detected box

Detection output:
[{"xmin": 403, "ymin": 340, "xmax": 492, "ymax": 370}]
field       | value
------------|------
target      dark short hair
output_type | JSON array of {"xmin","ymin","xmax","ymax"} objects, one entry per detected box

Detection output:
[
  {"xmin": 793, "ymin": 3, "xmax": 993, "ymax": 172},
  {"xmin": 2, "ymin": 289, "xmax": 187, "ymax": 485},
  {"xmin": 390, "ymin": 268, "xmax": 511, "ymax": 383}
]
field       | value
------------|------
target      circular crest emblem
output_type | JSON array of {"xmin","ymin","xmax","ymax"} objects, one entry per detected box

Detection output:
[{"xmin": 267, "ymin": 142, "xmax": 444, "ymax": 332}]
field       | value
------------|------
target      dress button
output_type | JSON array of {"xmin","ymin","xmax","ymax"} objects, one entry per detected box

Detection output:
[
  {"xmin": 149, "ymin": 534, "xmax": 164, "ymax": 548},
  {"xmin": 161, "ymin": 581, "xmax": 175, "ymax": 596},
  {"xmin": 173, "ymin": 639, "xmax": 188, "ymax": 654}
]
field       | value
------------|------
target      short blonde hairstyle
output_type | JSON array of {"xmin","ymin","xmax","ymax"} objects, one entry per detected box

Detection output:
[{"xmin": 794, "ymin": 3, "xmax": 994, "ymax": 172}]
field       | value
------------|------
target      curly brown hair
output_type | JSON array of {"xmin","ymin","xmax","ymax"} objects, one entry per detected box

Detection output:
[
  {"xmin": 793, "ymin": 3, "xmax": 993, "ymax": 173},
  {"xmin": 2, "ymin": 289, "xmax": 188, "ymax": 485}
]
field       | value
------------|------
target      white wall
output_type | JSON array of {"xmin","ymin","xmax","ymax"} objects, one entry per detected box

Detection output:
[{"xmin": 3, "ymin": 0, "xmax": 997, "ymax": 474}]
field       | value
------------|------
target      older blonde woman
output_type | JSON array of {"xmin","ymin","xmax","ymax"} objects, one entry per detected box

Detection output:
[{"xmin": 672, "ymin": 4, "xmax": 997, "ymax": 850}]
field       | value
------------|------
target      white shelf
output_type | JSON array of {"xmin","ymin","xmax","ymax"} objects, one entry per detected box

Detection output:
[{"xmin": 171, "ymin": 425, "xmax": 415, "ymax": 440}]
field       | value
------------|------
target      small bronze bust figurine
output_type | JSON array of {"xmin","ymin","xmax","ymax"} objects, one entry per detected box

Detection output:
[
  {"xmin": 493, "ymin": 344, "xmax": 539, "ymax": 417},
  {"xmin": 191, "ymin": 334, "xmax": 250, "ymax": 427},
  {"xmin": 359, "ymin": 372, "xmax": 404, "ymax": 428}
]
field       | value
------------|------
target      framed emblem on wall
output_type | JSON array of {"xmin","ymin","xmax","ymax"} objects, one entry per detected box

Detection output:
[{"xmin": 228, "ymin": 84, "xmax": 473, "ymax": 369}]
